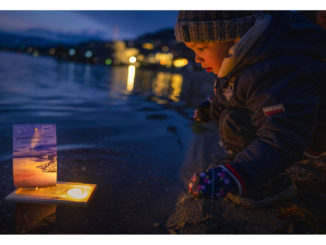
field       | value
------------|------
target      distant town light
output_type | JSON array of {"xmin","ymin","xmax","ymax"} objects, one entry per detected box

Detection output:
[
  {"xmin": 142, "ymin": 43, "xmax": 154, "ymax": 50},
  {"xmin": 85, "ymin": 50, "xmax": 93, "ymax": 58},
  {"xmin": 137, "ymin": 54, "xmax": 144, "ymax": 61},
  {"xmin": 155, "ymin": 52, "xmax": 173, "ymax": 67},
  {"xmin": 105, "ymin": 58, "xmax": 112, "ymax": 66},
  {"xmin": 162, "ymin": 46, "xmax": 169, "ymax": 52},
  {"xmin": 129, "ymin": 56, "xmax": 137, "ymax": 64},
  {"xmin": 69, "ymin": 48, "xmax": 76, "ymax": 56},
  {"xmin": 33, "ymin": 50, "xmax": 39, "ymax": 57},
  {"xmin": 173, "ymin": 58, "xmax": 188, "ymax": 68},
  {"xmin": 49, "ymin": 48, "xmax": 56, "ymax": 55}
]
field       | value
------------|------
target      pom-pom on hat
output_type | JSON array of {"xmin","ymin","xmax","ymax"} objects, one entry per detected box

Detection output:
[{"xmin": 175, "ymin": 11, "xmax": 261, "ymax": 42}]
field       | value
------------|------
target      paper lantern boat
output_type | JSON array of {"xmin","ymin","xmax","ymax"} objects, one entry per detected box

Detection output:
[
  {"xmin": 6, "ymin": 124, "xmax": 96, "ymax": 206},
  {"xmin": 6, "ymin": 182, "xmax": 97, "ymax": 207}
]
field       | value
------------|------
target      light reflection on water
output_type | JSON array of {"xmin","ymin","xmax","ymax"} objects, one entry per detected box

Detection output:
[
  {"xmin": 0, "ymin": 51, "xmax": 185, "ymax": 108},
  {"xmin": 126, "ymin": 65, "xmax": 136, "ymax": 92},
  {"xmin": 110, "ymin": 64, "xmax": 183, "ymax": 103},
  {"xmin": 0, "ymin": 50, "xmax": 214, "ymax": 156},
  {"xmin": 125, "ymin": 65, "xmax": 183, "ymax": 102},
  {"xmin": 0, "ymin": 51, "xmax": 215, "ymax": 122}
]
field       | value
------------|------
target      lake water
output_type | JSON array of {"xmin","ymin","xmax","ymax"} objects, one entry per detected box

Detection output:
[{"xmin": 0, "ymin": 51, "xmax": 215, "ymax": 233}]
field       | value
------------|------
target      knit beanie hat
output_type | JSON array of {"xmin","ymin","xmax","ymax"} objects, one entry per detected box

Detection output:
[{"xmin": 175, "ymin": 11, "xmax": 261, "ymax": 42}]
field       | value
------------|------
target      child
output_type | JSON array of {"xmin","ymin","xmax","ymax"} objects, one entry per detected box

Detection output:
[{"xmin": 174, "ymin": 11, "xmax": 326, "ymax": 207}]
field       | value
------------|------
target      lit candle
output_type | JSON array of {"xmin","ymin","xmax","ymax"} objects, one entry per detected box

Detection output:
[{"xmin": 67, "ymin": 188, "xmax": 87, "ymax": 199}]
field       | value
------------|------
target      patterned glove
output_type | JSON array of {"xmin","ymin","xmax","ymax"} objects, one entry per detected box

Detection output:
[
  {"xmin": 188, "ymin": 165, "xmax": 244, "ymax": 200},
  {"xmin": 193, "ymin": 98, "xmax": 212, "ymax": 123}
]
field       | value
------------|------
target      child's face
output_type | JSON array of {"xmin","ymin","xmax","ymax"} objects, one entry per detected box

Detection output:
[{"xmin": 185, "ymin": 41, "xmax": 235, "ymax": 75}]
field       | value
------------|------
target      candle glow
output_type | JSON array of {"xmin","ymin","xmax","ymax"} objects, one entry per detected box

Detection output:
[{"xmin": 67, "ymin": 187, "xmax": 88, "ymax": 199}]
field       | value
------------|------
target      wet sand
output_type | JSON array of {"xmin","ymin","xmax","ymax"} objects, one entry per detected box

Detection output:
[{"xmin": 0, "ymin": 100, "xmax": 194, "ymax": 234}]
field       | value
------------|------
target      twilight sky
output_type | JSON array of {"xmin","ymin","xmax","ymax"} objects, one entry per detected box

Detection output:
[{"xmin": 0, "ymin": 11, "xmax": 179, "ymax": 40}]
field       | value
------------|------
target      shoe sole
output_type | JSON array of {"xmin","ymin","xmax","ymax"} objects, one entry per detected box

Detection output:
[{"xmin": 226, "ymin": 182, "xmax": 298, "ymax": 208}]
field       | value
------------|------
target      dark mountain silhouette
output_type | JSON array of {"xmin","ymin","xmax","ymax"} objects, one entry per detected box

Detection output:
[
  {"xmin": 0, "ymin": 28, "xmax": 107, "ymax": 48},
  {"xmin": 137, "ymin": 28, "xmax": 175, "ymax": 41}
]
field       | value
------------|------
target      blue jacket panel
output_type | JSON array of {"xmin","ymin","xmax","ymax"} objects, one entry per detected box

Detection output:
[{"xmin": 210, "ymin": 12, "xmax": 326, "ymax": 190}]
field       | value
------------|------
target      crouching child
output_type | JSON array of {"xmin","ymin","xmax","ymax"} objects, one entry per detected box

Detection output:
[{"xmin": 174, "ymin": 11, "xmax": 326, "ymax": 208}]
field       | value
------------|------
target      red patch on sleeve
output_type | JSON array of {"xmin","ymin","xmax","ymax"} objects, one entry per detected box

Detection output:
[{"xmin": 262, "ymin": 104, "xmax": 285, "ymax": 116}]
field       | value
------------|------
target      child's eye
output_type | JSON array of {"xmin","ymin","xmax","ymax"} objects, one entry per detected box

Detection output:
[{"xmin": 197, "ymin": 46, "xmax": 206, "ymax": 52}]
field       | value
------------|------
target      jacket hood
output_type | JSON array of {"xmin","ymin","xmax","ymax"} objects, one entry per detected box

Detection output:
[{"xmin": 219, "ymin": 11, "xmax": 326, "ymax": 78}]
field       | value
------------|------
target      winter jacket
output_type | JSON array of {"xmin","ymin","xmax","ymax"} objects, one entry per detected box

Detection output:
[{"xmin": 210, "ymin": 11, "xmax": 326, "ymax": 192}]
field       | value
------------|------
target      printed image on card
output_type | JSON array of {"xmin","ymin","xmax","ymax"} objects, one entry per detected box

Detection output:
[{"xmin": 13, "ymin": 124, "xmax": 57, "ymax": 188}]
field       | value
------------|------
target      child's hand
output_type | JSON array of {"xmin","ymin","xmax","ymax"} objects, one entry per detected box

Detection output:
[
  {"xmin": 188, "ymin": 166, "xmax": 238, "ymax": 199},
  {"xmin": 193, "ymin": 99, "xmax": 212, "ymax": 123}
]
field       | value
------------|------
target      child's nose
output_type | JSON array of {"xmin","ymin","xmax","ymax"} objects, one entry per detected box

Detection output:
[{"xmin": 195, "ymin": 54, "xmax": 203, "ymax": 63}]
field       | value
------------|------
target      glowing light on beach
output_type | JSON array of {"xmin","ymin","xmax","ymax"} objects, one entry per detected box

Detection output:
[
  {"xmin": 129, "ymin": 56, "xmax": 137, "ymax": 64},
  {"xmin": 9, "ymin": 182, "xmax": 97, "ymax": 206},
  {"xmin": 127, "ymin": 65, "xmax": 136, "ymax": 92},
  {"xmin": 67, "ymin": 188, "xmax": 87, "ymax": 199}
]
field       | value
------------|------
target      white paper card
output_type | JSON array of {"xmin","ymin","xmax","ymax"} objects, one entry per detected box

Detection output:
[{"xmin": 13, "ymin": 124, "xmax": 57, "ymax": 188}]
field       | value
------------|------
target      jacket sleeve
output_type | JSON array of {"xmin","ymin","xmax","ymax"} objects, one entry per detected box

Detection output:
[{"xmin": 228, "ymin": 57, "xmax": 320, "ymax": 192}]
